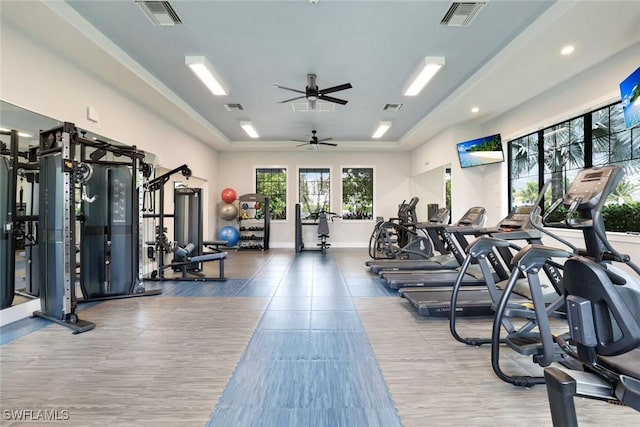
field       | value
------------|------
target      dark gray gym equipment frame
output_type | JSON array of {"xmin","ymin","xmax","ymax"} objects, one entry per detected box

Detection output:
[
  {"xmin": 0, "ymin": 130, "xmax": 18, "ymax": 309},
  {"xmin": 144, "ymin": 165, "xmax": 227, "ymax": 281}
]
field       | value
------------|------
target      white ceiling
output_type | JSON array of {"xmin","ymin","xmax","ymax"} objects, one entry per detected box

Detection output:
[{"xmin": 2, "ymin": 1, "xmax": 640, "ymax": 151}]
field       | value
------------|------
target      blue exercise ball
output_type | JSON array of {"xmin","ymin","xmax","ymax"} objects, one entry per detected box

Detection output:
[{"xmin": 218, "ymin": 226, "xmax": 239, "ymax": 246}]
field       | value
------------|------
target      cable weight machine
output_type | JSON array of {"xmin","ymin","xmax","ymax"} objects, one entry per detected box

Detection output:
[{"xmin": 34, "ymin": 123, "xmax": 159, "ymax": 333}]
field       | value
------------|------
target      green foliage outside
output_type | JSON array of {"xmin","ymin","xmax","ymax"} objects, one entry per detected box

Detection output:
[
  {"xmin": 545, "ymin": 202, "xmax": 639, "ymax": 233},
  {"xmin": 299, "ymin": 169, "xmax": 330, "ymax": 217},
  {"xmin": 256, "ymin": 170, "xmax": 287, "ymax": 220},
  {"xmin": 445, "ymin": 177, "xmax": 451, "ymax": 215},
  {"xmin": 602, "ymin": 202, "xmax": 640, "ymax": 232},
  {"xmin": 342, "ymin": 168, "xmax": 373, "ymax": 219}
]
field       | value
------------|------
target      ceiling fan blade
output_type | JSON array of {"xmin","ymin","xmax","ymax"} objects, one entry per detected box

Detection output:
[
  {"xmin": 296, "ymin": 142, "xmax": 310, "ymax": 147},
  {"xmin": 278, "ymin": 95, "xmax": 306, "ymax": 103},
  {"xmin": 274, "ymin": 84, "xmax": 305, "ymax": 94},
  {"xmin": 318, "ymin": 95, "xmax": 348, "ymax": 105},
  {"xmin": 290, "ymin": 139, "xmax": 308, "ymax": 143},
  {"xmin": 319, "ymin": 83, "xmax": 352, "ymax": 95},
  {"xmin": 317, "ymin": 137, "xmax": 333, "ymax": 142},
  {"xmin": 318, "ymin": 142, "xmax": 338, "ymax": 147}
]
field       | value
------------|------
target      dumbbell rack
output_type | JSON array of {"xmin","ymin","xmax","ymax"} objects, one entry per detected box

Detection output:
[{"xmin": 237, "ymin": 193, "xmax": 270, "ymax": 251}]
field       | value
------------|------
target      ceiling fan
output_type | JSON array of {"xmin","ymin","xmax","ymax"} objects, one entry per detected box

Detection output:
[
  {"xmin": 291, "ymin": 130, "xmax": 337, "ymax": 149},
  {"xmin": 275, "ymin": 74, "xmax": 352, "ymax": 110}
]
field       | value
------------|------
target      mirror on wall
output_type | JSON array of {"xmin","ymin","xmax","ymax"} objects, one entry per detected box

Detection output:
[
  {"xmin": 409, "ymin": 164, "xmax": 450, "ymax": 222},
  {"xmin": 1, "ymin": 100, "xmax": 158, "ymax": 310}
]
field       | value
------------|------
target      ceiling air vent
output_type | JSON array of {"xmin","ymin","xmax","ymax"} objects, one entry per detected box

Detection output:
[
  {"xmin": 440, "ymin": 2, "xmax": 486, "ymax": 27},
  {"xmin": 383, "ymin": 103, "xmax": 403, "ymax": 112},
  {"xmin": 224, "ymin": 104, "xmax": 244, "ymax": 112},
  {"xmin": 136, "ymin": 1, "xmax": 183, "ymax": 26}
]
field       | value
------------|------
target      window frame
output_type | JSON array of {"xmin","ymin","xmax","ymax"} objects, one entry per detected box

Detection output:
[
  {"xmin": 254, "ymin": 165, "xmax": 288, "ymax": 221},
  {"xmin": 297, "ymin": 166, "xmax": 332, "ymax": 218},
  {"xmin": 340, "ymin": 165, "xmax": 375, "ymax": 221}
]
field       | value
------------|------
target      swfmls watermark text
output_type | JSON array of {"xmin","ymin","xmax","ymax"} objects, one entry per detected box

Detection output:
[{"xmin": 3, "ymin": 409, "xmax": 70, "ymax": 422}]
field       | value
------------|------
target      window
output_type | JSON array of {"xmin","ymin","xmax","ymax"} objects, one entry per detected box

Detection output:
[
  {"xmin": 342, "ymin": 167, "xmax": 373, "ymax": 220},
  {"xmin": 542, "ymin": 117, "xmax": 585, "ymax": 205},
  {"xmin": 508, "ymin": 101, "xmax": 640, "ymax": 232},
  {"xmin": 298, "ymin": 167, "xmax": 330, "ymax": 217},
  {"xmin": 591, "ymin": 104, "xmax": 640, "ymax": 221},
  {"xmin": 509, "ymin": 133, "xmax": 539, "ymax": 207},
  {"xmin": 255, "ymin": 167, "xmax": 287, "ymax": 220}
]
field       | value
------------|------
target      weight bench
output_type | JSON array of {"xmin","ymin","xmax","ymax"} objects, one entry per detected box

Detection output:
[
  {"xmin": 173, "ymin": 243, "xmax": 227, "ymax": 281},
  {"xmin": 203, "ymin": 240, "xmax": 229, "ymax": 253}
]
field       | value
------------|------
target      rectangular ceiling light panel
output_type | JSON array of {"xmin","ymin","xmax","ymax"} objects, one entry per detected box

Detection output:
[
  {"xmin": 404, "ymin": 56, "xmax": 446, "ymax": 96},
  {"xmin": 372, "ymin": 122, "xmax": 392, "ymax": 139},
  {"xmin": 240, "ymin": 121, "xmax": 259, "ymax": 139},
  {"xmin": 185, "ymin": 56, "xmax": 227, "ymax": 96}
]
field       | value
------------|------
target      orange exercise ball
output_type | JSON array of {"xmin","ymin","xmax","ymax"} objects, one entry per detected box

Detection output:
[{"xmin": 221, "ymin": 188, "xmax": 237, "ymax": 204}]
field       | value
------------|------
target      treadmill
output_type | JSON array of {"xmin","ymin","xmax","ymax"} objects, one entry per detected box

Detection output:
[
  {"xmin": 379, "ymin": 210, "xmax": 517, "ymax": 290},
  {"xmin": 367, "ymin": 206, "xmax": 486, "ymax": 274},
  {"xmin": 399, "ymin": 205, "xmax": 563, "ymax": 318}
]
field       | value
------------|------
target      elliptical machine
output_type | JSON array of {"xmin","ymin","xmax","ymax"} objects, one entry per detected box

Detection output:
[{"xmin": 488, "ymin": 165, "xmax": 640, "ymax": 396}]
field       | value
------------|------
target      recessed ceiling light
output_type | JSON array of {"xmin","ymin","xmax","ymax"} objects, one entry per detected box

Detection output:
[
  {"xmin": 185, "ymin": 56, "xmax": 227, "ymax": 96},
  {"xmin": 404, "ymin": 57, "xmax": 446, "ymax": 96},
  {"xmin": 372, "ymin": 121, "xmax": 391, "ymax": 139},
  {"xmin": 240, "ymin": 121, "xmax": 259, "ymax": 138},
  {"xmin": 561, "ymin": 45, "xmax": 575, "ymax": 55},
  {"xmin": 471, "ymin": 107, "xmax": 479, "ymax": 113}
]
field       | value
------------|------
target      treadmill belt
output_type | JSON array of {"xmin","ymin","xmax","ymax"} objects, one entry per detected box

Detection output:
[
  {"xmin": 401, "ymin": 288, "xmax": 528, "ymax": 318},
  {"xmin": 368, "ymin": 257, "xmax": 457, "ymax": 273},
  {"xmin": 383, "ymin": 271, "xmax": 486, "ymax": 290}
]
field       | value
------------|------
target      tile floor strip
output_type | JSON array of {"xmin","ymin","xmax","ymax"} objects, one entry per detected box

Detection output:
[{"xmin": 207, "ymin": 252, "xmax": 402, "ymax": 427}]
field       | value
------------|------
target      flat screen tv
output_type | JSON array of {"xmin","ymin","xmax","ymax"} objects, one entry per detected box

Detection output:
[
  {"xmin": 620, "ymin": 66, "xmax": 640, "ymax": 129},
  {"xmin": 456, "ymin": 134, "xmax": 504, "ymax": 169}
]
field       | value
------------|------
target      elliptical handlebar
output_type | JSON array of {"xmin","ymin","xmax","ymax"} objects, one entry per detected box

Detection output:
[{"xmin": 528, "ymin": 180, "xmax": 578, "ymax": 255}]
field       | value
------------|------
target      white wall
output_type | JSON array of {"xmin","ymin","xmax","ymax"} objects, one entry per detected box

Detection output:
[
  {"xmin": 0, "ymin": 23, "xmax": 220, "ymax": 239},
  {"xmin": 409, "ymin": 167, "xmax": 446, "ymax": 222},
  {"xmin": 217, "ymin": 150, "xmax": 411, "ymax": 248}
]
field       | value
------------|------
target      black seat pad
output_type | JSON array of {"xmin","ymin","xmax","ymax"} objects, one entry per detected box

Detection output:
[{"xmin": 598, "ymin": 348, "xmax": 640, "ymax": 378}]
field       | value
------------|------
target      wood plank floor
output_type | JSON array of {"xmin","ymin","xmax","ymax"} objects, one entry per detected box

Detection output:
[{"xmin": 1, "ymin": 249, "xmax": 638, "ymax": 426}]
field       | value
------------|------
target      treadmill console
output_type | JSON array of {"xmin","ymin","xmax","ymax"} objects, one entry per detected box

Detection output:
[
  {"xmin": 498, "ymin": 205, "xmax": 537, "ymax": 231},
  {"xmin": 428, "ymin": 208, "xmax": 450, "ymax": 224},
  {"xmin": 457, "ymin": 207, "xmax": 486, "ymax": 226}
]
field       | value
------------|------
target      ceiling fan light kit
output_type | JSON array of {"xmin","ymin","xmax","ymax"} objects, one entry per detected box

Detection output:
[
  {"xmin": 291, "ymin": 130, "xmax": 337, "ymax": 148},
  {"xmin": 275, "ymin": 74, "xmax": 352, "ymax": 110}
]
